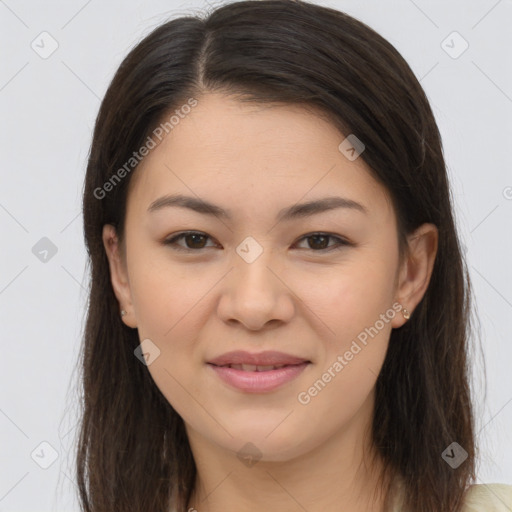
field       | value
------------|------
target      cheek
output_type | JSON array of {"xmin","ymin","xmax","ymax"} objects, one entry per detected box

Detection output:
[
  {"xmin": 125, "ymin": 250, "xmax": 215, "ymax": 414},
  {"xmin": 295, "ymin": 253, "xmax": 397, "ymax": 342},
  {"xmin": 128, "ymin": 246, "xmax": 209, "ymax": 337},
  {"xmin": 128, "ymin": 264, "xmax": 205, "ymax": 422},
  {"xmin": 292, "ymin": 247, "xmax": 397, "ymax": 414},
  {"xmin": 295, "ymin": 264, "xmax": 394, "ymax": 433}
]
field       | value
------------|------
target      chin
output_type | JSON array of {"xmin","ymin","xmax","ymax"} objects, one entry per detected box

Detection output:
[{"xmin": 217, "ymin": 427, "xmax": 313, "ymax": 464}]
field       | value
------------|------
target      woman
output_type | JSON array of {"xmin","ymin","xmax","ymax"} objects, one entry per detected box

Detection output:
[{"xmin": 78, "ymin": 1, "xmax": 512, "ymax": 511}]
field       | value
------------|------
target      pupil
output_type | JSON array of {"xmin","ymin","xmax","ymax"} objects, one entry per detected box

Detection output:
[
  {"xmin": 310, "ymin": 235, "xmax": 328, "ymax": 250},
  {"xmin": 187, "ymin": 234, "xmax": 206, "ymax": 248}
]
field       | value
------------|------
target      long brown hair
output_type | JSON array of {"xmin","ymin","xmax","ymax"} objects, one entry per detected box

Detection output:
[{"xmin": 77, "ymin": 1, "xmax": 477, "ymax": 510}]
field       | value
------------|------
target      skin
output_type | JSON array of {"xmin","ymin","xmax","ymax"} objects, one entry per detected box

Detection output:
[{"xmin": 103, "ymin": 92, "xmax": 438, "ymax": 512}]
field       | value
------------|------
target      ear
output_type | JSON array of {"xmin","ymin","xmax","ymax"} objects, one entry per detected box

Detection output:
[
  {"xmin": 102, "ymin": 224, "xmax": 137, "ymax": 328},
  {"xmin": 391, "ymin": 223, "xmax": 438, "ymax": 328}
]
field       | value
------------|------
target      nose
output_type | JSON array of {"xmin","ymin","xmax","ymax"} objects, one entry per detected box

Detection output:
[{"xmin": 217, "ymin": 249, "xmax": 295, "ymax": 331}]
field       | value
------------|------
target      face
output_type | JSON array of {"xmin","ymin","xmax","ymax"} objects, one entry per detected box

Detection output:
[{"xmin": 103, "ymin": 92, "xmax": 434, "ymax": 463}]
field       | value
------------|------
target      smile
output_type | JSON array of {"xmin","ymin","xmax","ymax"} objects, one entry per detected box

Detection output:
[{"xmin": 207, "ymin": 362, "xmax": 310, "ymax": 393}]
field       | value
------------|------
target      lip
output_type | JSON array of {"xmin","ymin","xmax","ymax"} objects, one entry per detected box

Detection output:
[
  {"xmin": 207, "ymin": 350, "xmax": 310, "ymax": 367},
  {"xmin": 207, "ymin": 351, "xmax": 311, "ymax": 393},
  {"xmin": 208, "ymin": 361, "xmax": 310, "ymax": 393}
]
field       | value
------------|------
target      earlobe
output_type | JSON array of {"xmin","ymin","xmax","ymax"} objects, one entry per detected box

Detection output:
[
  {"xmin": 102, "ymin": 224, "xmax": 137, "ymax": 328},
  {"xmin": 391, "ymin": 223, "xmax": 438, "ymax": 329}
]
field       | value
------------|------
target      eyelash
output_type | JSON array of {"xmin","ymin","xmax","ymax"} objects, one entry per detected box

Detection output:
[{"xmin": 163, "ymin": 231, "xmax": 352, "ymax": 253}]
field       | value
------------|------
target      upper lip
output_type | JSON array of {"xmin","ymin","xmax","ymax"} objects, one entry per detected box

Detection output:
[{"xmin": 207, "ymin": 350, "xmax": 310, "ymax": 367}]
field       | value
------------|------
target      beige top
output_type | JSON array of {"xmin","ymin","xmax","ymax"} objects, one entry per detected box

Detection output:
[
  {"xmin": 392, "ymin": 483, "xmax": 512, "ymax": 511},
  {"xmin": 173, "ymin": 483, "xmax": 512, "ymax": 511},
  {"xmin": 455, "ymin": 484, "xmax": 512, "ymax": 511}
]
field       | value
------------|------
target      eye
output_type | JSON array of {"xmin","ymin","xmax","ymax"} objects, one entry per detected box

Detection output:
[
  {"xmin": 163, "ymin": 231, "xmax": 219, "ymax": 251},
  {"xmin": 294, "ymin": 232, "xmax": 351, "ymax": 252},
  {"xmin": 163, "ymin": 231, "xmax": 351, "ymax": 253}
]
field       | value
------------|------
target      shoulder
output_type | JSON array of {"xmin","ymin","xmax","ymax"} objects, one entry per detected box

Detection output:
[{"xmin": 462, "ymin": 483, "xmax": 512, "ymax": 511}]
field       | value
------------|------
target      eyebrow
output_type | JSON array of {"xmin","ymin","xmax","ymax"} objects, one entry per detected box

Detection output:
[{"xmin": 147, "ymin": 193, "xmax": 368, "ymax": 221}]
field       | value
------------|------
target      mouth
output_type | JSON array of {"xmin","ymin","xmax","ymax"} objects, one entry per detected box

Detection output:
[{"xmin": 207, "ymin": 361, "xmax": 310, "ymax": 393}]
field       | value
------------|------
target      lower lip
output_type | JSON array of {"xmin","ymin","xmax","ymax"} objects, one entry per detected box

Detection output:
[{"xmin": 207, "ymin": 362, "xmax": 309, "ymax": 393}]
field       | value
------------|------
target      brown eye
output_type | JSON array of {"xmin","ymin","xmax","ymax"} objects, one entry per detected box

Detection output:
[
  {"xmin": 295, "ymin": 233, "xmax": 351, "ymax": 252},
  {"xmin": 182, "ymin": 233, "xmax": 208, "ymax": 249},
  {"xmin": 164, "ymin": 231, "xmax": 217, "ymax": 251},
  {"xmin": 307, "ymin": 234, "xmax": 330, "ymax": 250}
]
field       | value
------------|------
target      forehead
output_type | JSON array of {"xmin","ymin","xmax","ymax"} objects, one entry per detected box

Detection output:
[{"xmin": 126, "ymin": 93, "xmax": 392, "ymax": 220}]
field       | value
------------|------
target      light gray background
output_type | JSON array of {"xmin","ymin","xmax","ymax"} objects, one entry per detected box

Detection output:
[{"xmin": 1, "ymin": 0, "xmax": 511, "ymax": 510}]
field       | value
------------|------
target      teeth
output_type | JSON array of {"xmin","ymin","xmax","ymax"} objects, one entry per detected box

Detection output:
[
  {"xmin": 226, "ymin": 364, "xmax": 288, "ymax": 371},
  {"xmin": 256, "ymin": 365, "xmax": 276, "ymax": 371}
]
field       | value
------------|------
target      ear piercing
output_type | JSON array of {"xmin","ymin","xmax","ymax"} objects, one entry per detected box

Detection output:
[{"xmin": 121, "ymin": 310, "xmax": 127, "ymax": 317}]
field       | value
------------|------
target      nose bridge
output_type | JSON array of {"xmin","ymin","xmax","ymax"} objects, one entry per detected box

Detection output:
[
  {"xmin": 217, "ymin": 237, "xmax": 294, "ymax": 329},
  {"xmin": 233, "ymin": 237, "xmax": 279, "ymax": 299}
]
